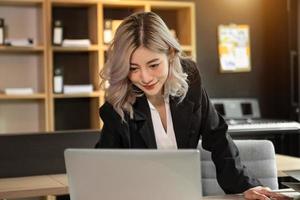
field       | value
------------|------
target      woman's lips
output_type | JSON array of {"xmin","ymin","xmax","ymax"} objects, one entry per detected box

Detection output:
[{"xmin": 143, "ymin": 82, "xmax": 157, "ymax": 90}]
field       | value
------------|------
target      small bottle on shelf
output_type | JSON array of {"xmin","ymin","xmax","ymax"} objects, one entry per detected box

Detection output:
[
  {"xmin": 103, "ymin": 19, "xmax": 113, "ymax": 44},
  {"xmin": 53, "ymin": 20, "xmax": 63, "ymax": 46},
  {"xmin": 53, "ymin": 66, "xmax": 64, "ymax": 94},
  {"xmin": 0, "ymin": 18, "xmax": 5, "ymax": 46}
]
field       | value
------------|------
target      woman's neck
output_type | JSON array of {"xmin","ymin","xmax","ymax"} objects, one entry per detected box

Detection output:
[{"xmin": 147, "ymin": 94, "xmax": 165, "ymax": 108}]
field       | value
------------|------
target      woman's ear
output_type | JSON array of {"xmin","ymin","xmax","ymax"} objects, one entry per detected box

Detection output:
[{"xmin": 168, "ymin": 49, "xmax": 176, "ymax": 63}]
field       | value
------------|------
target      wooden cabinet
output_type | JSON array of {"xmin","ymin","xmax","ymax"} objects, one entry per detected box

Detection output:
[
  {"xmin": 0, "ymin": 0, "xmax": 195, "ymax": 133},
  {"xmin": 0, "ymin": 0, "xmax": 48, "ymax": 134},
  {"xmin": 48, "ymin": 0, "xmax": 102, "ymax": 131}
]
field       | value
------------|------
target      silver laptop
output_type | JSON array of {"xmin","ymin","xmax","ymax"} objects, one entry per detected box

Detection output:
[
  {"xmin": 64, "ymin": 149, "xmax": 202, "ymax": 200},
  {"xmin": 283, "ymin": 170, "xmax": 300, "ymax": 181}
]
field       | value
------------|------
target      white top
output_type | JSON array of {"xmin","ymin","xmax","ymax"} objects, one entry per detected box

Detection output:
[{"xmin": 147, "ymin": 98, "xmax": 178, "ymax": 149}]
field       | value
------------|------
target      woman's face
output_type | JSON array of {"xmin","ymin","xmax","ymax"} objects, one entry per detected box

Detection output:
[{"xmin": 128, "ymin": 46, "xmax": 169, "ymax": 100}]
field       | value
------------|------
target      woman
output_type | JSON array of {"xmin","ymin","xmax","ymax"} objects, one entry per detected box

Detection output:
[{"xmin": 95, "ymin": 12, "xmax": 289, "ymax": 200}]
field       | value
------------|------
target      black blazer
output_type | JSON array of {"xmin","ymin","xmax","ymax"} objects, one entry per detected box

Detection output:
[{"xmin": 95, "ymin": 58, "xmax": 261, "ymax": 193}]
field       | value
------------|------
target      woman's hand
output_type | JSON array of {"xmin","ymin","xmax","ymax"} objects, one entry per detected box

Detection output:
[{"xmin": 243, "ymin": 186, "xmax": 292, "ymax": 200}]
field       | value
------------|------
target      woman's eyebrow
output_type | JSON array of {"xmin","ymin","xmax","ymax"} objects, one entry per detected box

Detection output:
[
  {"xmin": 130, "ymin": 58, "xmax": 160, "ymax": 66},
  {"xmin": 146, "ymin": 58, "xmax": 160, "ymax": 64},
  {"xmin": 129, "ymin": 62, "xmax": 139, "ymax": 66}
]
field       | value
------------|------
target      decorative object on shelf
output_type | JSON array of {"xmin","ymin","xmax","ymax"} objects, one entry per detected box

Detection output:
[
  {"xmin": 0, "ymin": 18, "xmax": 4, "ymax": 46},
  {"xmin": 4, "ymin": 88, "xmax": 34, "ymax": 95},
  {"xmin": 218, "ymin": 24, "xmax": 251, "ymax": 73},
  {"xmin": 53, "ymin": 66, "xmax": 64, "ymax": 94},
  {"xmin": 62, "ymin": 39, "xmax": 91, "ymax": 47},
  {"xmin": 5, "ymin": 38, "xmax": 34, "ymax": 47},
  {"xmin": 63, "ymin": 84, "xmax": 93, "ymax": 94},
  {"xmin": 53, "ymin": 20, "xmax": 63, "ymax": 46},
  {"xmin": 103, "ymin": 19, "xmax": 113, "ymax": 44}
]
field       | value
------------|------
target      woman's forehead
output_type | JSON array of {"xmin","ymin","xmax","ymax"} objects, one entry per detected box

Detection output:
[{"xmin": 130, "ymin": 46, "xmax": 167, "ymax": 63}]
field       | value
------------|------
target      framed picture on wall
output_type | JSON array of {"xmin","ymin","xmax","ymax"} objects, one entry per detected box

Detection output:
[{"xmin": 218, "ymin": 24, "xmax": 251, "ymax": 73}]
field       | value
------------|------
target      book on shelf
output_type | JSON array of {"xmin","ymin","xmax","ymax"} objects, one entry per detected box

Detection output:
[
  {"xmin": 63, "ymin": 84, "xmax": 93, "ymax": 94},
  {"xmin": 62, "ymin": 39, "xmax": 91, "ymax": 47},
  {"xmin": 5, "ymin": 38, "xmax": 34, "ymax": 47},
  {"xmin": 4, "ymin": 88, "xmax": 34, "ymax": 95}
]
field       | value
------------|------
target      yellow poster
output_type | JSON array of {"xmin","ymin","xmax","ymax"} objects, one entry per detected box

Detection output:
[{"xmin": 218, "ymin": 24, "xmax": 251, "ymax": 72}]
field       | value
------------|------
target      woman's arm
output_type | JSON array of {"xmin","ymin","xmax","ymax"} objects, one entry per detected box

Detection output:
[
  {"xmin": 95, "ymin": 102, "xmax": 129, "ymax": 148},
  {"xmin": 199, "ymin": 87, "xmax": 261, "ymax": 193}
]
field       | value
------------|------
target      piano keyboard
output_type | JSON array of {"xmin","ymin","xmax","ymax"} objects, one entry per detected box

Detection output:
[{"xmin": 227, "ymin": 119, "xmax": 300, "ymax": 132}]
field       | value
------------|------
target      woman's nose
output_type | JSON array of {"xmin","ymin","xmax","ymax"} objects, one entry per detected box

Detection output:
[{"xmin": 140, "ymin": 69, "xmax": 153, "ymax": 84}]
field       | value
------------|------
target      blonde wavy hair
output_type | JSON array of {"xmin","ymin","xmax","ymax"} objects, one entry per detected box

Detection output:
[{"xmin": 100, "ymin": 12, "xmax": 188, "ymax": 120}]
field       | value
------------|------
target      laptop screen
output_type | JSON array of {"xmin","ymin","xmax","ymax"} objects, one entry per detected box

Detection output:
[{"xmin": 65, "ymin": 149, "xmax": 202, "ymax": 200}]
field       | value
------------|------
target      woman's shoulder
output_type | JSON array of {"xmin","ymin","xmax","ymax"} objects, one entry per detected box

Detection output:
[
  {"xmin": 180, "ymin": 57, "xmax": 197, "ymax": 69},
  {"xmin": 99, "ymin": 101, "xmax": 122, "ymax": 122},
  {"xmin": 180, "ymin": 58, "xmax": 201, "ymax": 86}
]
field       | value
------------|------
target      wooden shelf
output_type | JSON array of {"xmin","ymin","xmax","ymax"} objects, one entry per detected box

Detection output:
[
  {"xmin": 149, "ymin": 1, "xmax": 194, "ymax": 8},
  {"xmin": 0, "ymin": 93, "xmax": 46, "ymax": 100},
  {"xmin": 103, "ymin": 1, "xmax": 146, "ymax": 8},
  {"xmin": 52, "ymin": 45, "xmax": 99, "ymax": 52},
  {"xmin": 53, "ymin": 91, "xmax": 103, "ymax": 99},
  {"xmin": 0, "ymin": 46, "xmax": 45, "ymax": 53},
  {"xmin": 0, "ymin": 0, "xmax": 44, "ymax": 6},
  {"xmin": 51, "ymin": 0, "xmax": 98, "ymax": 6}
]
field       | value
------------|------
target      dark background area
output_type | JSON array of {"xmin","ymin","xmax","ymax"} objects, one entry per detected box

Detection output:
[
  {"xmin": 171, "ymin": 0, "xmax": 295, "ymax": 120},
  {"xmin": 192, "ymin": 0, "xmax": 300, "ymax": 157},
  {"xmin": 197, "ymin": 0, "xmax": 290, "ymax": 120}
]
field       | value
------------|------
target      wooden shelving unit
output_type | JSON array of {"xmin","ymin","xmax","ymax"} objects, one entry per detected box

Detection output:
[
  {"xmin": 53, "ymin": 91, "xmax": 103, "ymax": 98},
  {"xmin": 48, "ymin": 0, "xmax": 101, "ymax": 131},
  {"xmin": 52, "ymin": 45, "xmax": 99, "ymax": 52},
  {"xmin": 0, "ymin": 0, "xmax": 196, "ymax": 134},
  {"xmin": 0, "ymin": 94, "xmax": 46, "ymax": 99},
  {"xmin": 0, "ymin": 0, "xmax": 48, "ymax": 134},
  {"xmin": 0, "ymin": 46, "xmax": 45, "ymax": 52}
]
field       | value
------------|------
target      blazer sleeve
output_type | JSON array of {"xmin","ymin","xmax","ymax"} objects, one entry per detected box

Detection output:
[
  {"xmin": 199, "ymin": 87, "xmax": 261, "ymax": 193},
  {"xmin": 95, "ymin": 102, "xmax": 130, "ymax": 148}
]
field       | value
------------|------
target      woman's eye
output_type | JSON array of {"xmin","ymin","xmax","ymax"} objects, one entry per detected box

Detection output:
[
  {"xmin": 129, "ymin": 67, "xmax": 138, "ymax": 72},
  {"xmin": 150, "ymin": 63, "xmax": 159, "ymax": 68}
]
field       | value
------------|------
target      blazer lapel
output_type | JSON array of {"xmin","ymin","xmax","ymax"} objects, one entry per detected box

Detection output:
[
  {"xmin": 133, "ymin": 96, "xmax": 157, "ymax": 148},
  {"xmin": 170, "ymin": 97, "xmax": 194, "ymax": 148}
]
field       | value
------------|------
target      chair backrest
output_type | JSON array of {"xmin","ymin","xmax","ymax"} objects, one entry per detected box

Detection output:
[{"xmin": 198, "ymin": 140, "xmax": 278, "ymax": 196}]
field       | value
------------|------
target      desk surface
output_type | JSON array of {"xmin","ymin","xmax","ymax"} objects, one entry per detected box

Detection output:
[
  {"xmin": 0, "ymin": 174, "xmax": 250, "ymax": 200},
  {"xmin": 0, "ymin": 175, "xmax": 297, "ymax": 200},
  {"xmin": 0, "ymin": 174, "xmax": 68, "ymax": 199},
  {"xmin": 276, "ymin": 154, "xmax": 300, "ymax": 177},
  {"xmin": 0, "ymin": 154, "xmax": 299, "ymax": 199}
]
